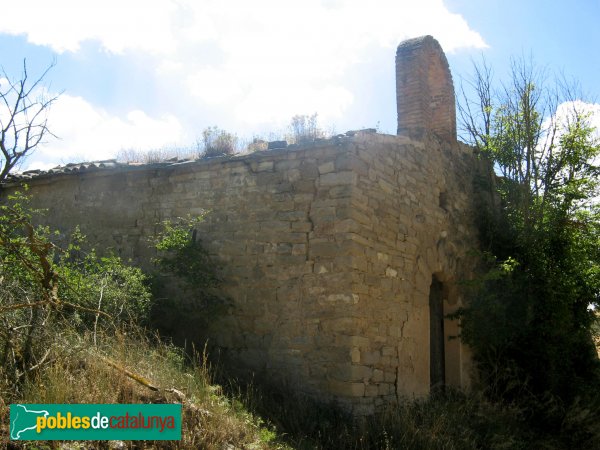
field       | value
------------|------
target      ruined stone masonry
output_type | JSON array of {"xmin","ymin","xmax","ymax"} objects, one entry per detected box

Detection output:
[{"xmin": 4, "ymin": 36, "xmax": 487, "ymax": 414}]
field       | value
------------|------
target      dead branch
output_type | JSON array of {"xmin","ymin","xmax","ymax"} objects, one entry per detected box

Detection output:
[
  {"xmin": 98, "ymin": 355, "xmax": 159, "ymax": 391},
  {"xmin": 0, "ymin": 59, "xmax": 59, "ymax": 181}
]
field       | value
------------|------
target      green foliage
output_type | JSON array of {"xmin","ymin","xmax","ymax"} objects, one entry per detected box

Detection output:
[
  {"xmin": 458, "ymin": 56, "xmax": 600, "ymax": 440},
  {"xmin": 58, "ymin": 235, "xmax": 152, "ymax": 328},
  {"xmin": 0, "ymin": 190, "xmax": 54, "ymax": 297},
  {"xmin": 150, "ymin": 215, "xmax": 223, "ymax": 337},
  {"xmin": 152, "ymin": 215, "xmax": 220, "ymax": 292},
  {"xmin": 0, "ymin": 191, "xmax": 152, "ymax": 388}
]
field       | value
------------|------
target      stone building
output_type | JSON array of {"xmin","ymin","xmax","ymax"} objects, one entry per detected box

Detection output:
[{"xmin": 4, "ymin": 36, "xmax": 487, "ymax": 414}]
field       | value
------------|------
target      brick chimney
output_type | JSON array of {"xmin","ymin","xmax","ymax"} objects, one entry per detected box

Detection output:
[{"xmin": 396, "ymin": 35, "xmax": 456, "ymax": 142}]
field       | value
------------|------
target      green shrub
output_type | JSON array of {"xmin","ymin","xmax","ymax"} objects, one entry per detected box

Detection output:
[
  {"xmin": 0, "ymin": 190, "xmax": 152, "ymax": 389},
  {"xmin": 58, "ymin": 237, "xmax": 152, "ymax": 329},
  {"xmin": 152, "ymin": 215, "xmax": 219, "ymax": 293},
  {"xmin": 149, "ymin": 215, "xmax": 224, "ymax": 340}
]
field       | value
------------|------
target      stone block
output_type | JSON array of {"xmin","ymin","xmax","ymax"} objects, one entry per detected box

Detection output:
[
  {"xmin": 254, "ymin": 161, "xmax": 274, "ymax": 172},
  {"xmin": 318, "ymin": 293, "xmax": 359, "ymax": 305},
  {"xmin": 378, "ymin": 383, "xmax": 392, "ymax": 396},
  {"xmin": 322, "ymin": 318, "xmax": 360, "ymax": 334},
  {"xmin": 260, "ymin": 220, "xmax": 291, "ymax": 232},
  {"xmin": 351, "ymin": 347, "xmax": 361, "ymax": 363},
  {"xmin": 328, "ymin": 185, "xmax": 353, "ymax": 199},
  {"xmin": 291, "ymin": 243, "xmax": 306, "ymax": 255},
  {"xmin": 331, "ymin": 363, "xmax": 373, "ymax": 382},
  {"xmin": 320, "ymin": 171, "xmax": 357, "ymax": 186},
  {"xmin": 361, "ymin": 350, "xmax": 381, "ymax": 365},
  {"xmin": 365, "ymin": 384, "xmax": 379, "ymax": 397},
  {"xmin": 381, "ymin": 346, "xmax": 396, "ymax": 357},
  {"xmin": 286, "ymin": 168, "xmax": 301, "ymax": 182},
  {"xmin": 299, "ymin": 161, "xmax": 319, "ymax": 179},
  {"xmin": 372, "ymin": 369, "xmax": 384, "ymax": 382},
  {"xmin": 318, "ymin": 161, "xmax": 335, "ymax": 174},
  {"xmin": 385, "ymin": 267, "xmax": 398, "ymax": 278},
  {"xmin": 329, "ymin": 380, "xmax": 365, "ymax": 397},
  {"xmin": 310, "ymin": 241, "xmax": 343, "ymax": 258},
  {"xmin": 291, "ymin": 222, "xmax": 312, "ymax": 232},
  {"xmin": 384, "ymin": 370, "xmax": 397, "ymax": 383},
  {"xmin": 335, "ymin": 153, "xmax": 369, "ymax": 176},
  {"xmin": 336, "ymin": 335, "xmax": 370, "ymax": 348}
]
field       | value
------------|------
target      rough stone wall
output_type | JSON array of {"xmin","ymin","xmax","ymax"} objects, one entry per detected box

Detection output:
[
  {"xmin": 343, "ymin": 133, "xmax": 479, "ymax": 413},
  {"xmin": 396, "ymin": 35, "xmax": 457, "ymax": 142},
  {"xmin": 7, "ymin": 130, "xmax": 483, "ymax": 414}
]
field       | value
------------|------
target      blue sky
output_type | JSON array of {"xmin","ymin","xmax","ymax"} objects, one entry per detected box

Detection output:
[{"xmin": 0, "ymin": 0, "xmax": 598, "ymax": 170}]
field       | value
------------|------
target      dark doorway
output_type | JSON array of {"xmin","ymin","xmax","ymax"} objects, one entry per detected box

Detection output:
[{"xmin": 429, "ymin": 277, "xmax": 445, "ymax": 389}]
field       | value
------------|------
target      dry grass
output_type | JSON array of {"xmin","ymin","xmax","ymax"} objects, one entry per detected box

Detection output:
[
  {"xmin": 238, "ymin": 382, "xmax": 532, "ymax": 450},
  {"xmin": 115, "ymin": 147, "xmax": 199, "ymax": 164},
  {"xmin": 2, "ymin": 326, "xmax": 595, "ymax": 449},
  {"xmin": 0, "ymin": 328, "xmax": 289, "ymax": 449}
]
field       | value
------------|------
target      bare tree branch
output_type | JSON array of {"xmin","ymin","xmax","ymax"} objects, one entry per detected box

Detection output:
[{"xmin": 0, "ymin": 59, "xmax": 59, "ymax": 181}]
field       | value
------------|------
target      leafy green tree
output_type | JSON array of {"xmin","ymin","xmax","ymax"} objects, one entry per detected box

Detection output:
[{"xmin": 457, "ymin": 56, "xmax": 600, "ymax": 421}]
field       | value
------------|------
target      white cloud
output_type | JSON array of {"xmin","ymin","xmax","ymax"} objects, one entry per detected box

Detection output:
[
  {"xmin": 235, "ymin": 85, "xmax": 354, "ymax": 125},
  {"xmin": 0, "ymin": 1, "xmax": 486, "ymax": 56},
  {"xmin": 175, "ymin": 0, "xmax": 486, "ymax": 127},
  {"xmin": 26, "ymin": 94, "xmax": 185, "ymax": 169},
  {"xmin": 541, "ymin": 100, "xmax": 600, "ymax": 144},
  {"xmin": 555, "ymin": 100, "xmax": 600, "ymax": 131},
  {"xmin": 186, "ymin": 68, "xmax": 244, "ymax": 105},
  {"xmin": 2, "ymin": 0, "xmax": 488, "ymax": 157},
  {"xmin": 0, "ymin": 0, "xmax": 178, "ymax": 54}
]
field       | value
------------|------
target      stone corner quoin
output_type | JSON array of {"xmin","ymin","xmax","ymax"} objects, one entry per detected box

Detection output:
[{"xmin": 2, "ymin": 35, "xmax": 491, "ymax": 415}]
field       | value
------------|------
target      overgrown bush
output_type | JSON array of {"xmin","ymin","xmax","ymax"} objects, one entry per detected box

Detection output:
[
  {"xmin": 200, "ymin": 126, "xmax": 238, "ymax": 157},
  {"xmin": 289, "ymin": 113, "xmax": 326, "ymax": 144},
  {"xmin": 247, "ymin": 137, "xmax": 268, "ymax": 153},
  {"xmin": 0, "ymin": 191, "xmax": 280, "ymax": 448},
  {"xmin": 0, "ymin": 190, "xmax": 152, "ymax": 391},
  {"xmin": 58, "ymin": 234, "xmax": 152, "ymax": 329},
  {"xmin": 152, "ymin": 215, "xmax": 219, "ymax": 293},
  {"xmin": 149, "ymin": 215, "xmax": 224, "ymax": 340},
  {"xmin": 458, "ymin": 56, "xmax": 600, "ymax": 444}
]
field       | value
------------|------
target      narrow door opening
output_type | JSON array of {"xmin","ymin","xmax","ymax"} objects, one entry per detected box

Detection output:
[{"xmin": 429, "ymin": 277, "xmax": 445, "ymax": 390}]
